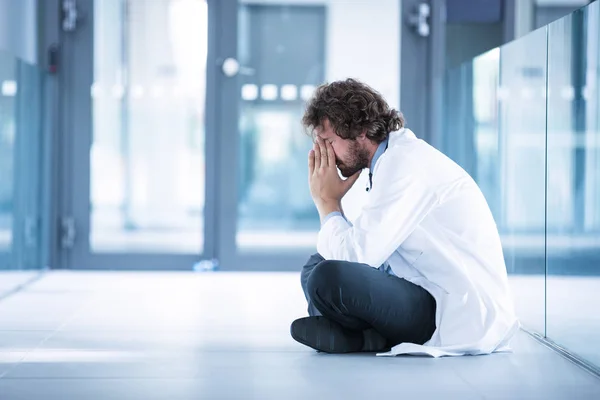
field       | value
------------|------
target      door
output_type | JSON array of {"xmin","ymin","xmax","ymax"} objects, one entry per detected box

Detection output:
[
  {"xmin": 214, "ymin": 0, "xmax": 403, "ymax": 271},
  {"xmin": 59, "ymin": 0, "xmax": 216, "ymax": 269}
]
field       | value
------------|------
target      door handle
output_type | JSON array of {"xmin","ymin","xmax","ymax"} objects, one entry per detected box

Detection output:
[
  {"xmin": 61, "ymin": 217, "xmax": 76, "ymax": 249},
  {"xmin": 24, "ymin": 216, "xmax": 38, "ymax": 248},
  {"xmin": 221, "ymin": 58, "xmax": 255, "ymax": 77}
]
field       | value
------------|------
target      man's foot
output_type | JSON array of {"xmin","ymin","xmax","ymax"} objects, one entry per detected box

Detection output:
[{"xmin": 290, "ymin": 316, "xmax": 389, "ymax": 353}]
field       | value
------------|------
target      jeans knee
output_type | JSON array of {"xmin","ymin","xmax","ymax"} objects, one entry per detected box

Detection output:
[{"xmin": 306, "ymin": 259, "xmax": 343, "ymax": 297}]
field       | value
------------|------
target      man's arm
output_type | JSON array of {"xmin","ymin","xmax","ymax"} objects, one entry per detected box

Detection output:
[
  {"xmin": 307, "ymin": 137, "xmax": 437, "ymax": 267},
  {"xmin": 317, "ymin": 172, "xmax": 438, "ymax": 268}
]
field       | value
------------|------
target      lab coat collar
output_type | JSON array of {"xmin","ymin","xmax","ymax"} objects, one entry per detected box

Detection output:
[
  {"xmin": 388, "ymin": 127, "xmax": 415, "ymax": 146},
  {"xmin": 366, "ymin": 128, "xmax": 414, "ymax": 190},
  {"xmin": 369, "ymin": 138, "xmax": 389, "ymax": 173},
  {"xmin": 371, "ymin": 128, "xmax": 415, "ymax": 172}
]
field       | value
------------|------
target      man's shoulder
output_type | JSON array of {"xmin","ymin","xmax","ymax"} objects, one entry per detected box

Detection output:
[{"xmin": 382, "ymin": 136, "xmax": 471, "ymax": 186}]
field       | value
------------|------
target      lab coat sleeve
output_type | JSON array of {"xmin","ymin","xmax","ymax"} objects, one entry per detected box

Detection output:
[
  {"xmin": 317, "ymin": 172, "xmax": 439, "ymax": 268},
  {"xmin": 322, "ymin": 211, "xmax": 350, "ymax": 226}
]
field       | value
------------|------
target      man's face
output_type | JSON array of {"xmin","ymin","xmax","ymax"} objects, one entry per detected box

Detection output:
[{"xmin": 316, "ymin": 119, "xmax": 370, "ymax": 178}]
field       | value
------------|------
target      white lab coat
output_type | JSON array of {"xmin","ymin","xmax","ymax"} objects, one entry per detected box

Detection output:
[{"xmin": 317, "ymin": 128, "xmax": 520, "ymax": 357}]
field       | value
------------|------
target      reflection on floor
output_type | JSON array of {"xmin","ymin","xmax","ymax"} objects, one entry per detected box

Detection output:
[
  {"xmin": 509, "ymin": 275, "xmax": 600, "ymax": 368},
  {"xmin": 0, "ymin": 272, "xmax": 599, "ymax": 399}
]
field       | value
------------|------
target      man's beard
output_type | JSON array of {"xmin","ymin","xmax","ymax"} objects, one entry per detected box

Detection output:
[{"xmin": 337, "ymin": 141, "xmax": 370, "ymax": 178}]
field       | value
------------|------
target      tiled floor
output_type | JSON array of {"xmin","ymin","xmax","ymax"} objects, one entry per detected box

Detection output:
[
  {"xmin": 0, "ymin": 272, "xmax": 599, "ymax": 400},
  {"xmin": 0, "ymin": 272, "xmax": 42, "ymax": 301}
]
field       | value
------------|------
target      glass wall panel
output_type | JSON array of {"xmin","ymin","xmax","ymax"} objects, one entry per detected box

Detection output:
[
  {"xmin": 546, "ymin": 2, "xmax": 600, "ymax": 367},
  {"xmin": 444, "ymin": 0, "xmax": 600, "ymax": 371},
  {"xmin": 444, "ymin": 28, "xmax": 548, "ymax": 335},
  {"xmin": 0, "ymin": 49, "xmax": 46, "ymax": 296},
  {"xmin": 91, "ymin": 0, "xmax": 208, "ymax": 254},
  {"xmin": 0, "ymin": 52, "xmax": 16, "ymax": 264},
  {"xmin": 497, "ymin": 27, "xmax": 548, "ymax": 335}
]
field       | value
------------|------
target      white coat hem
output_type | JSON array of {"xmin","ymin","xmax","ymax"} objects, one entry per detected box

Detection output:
[{"xmin": 375, "ymin": 319, "xmax": 521, "ymax": 358}]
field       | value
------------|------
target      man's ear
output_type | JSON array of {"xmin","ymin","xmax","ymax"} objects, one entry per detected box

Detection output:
[{"xmin": 356, "ymin": 129, "xmax": 368, "ymax": 141}]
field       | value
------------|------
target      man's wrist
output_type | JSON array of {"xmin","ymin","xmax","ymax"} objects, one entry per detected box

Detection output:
[{"xmin": 318, "ymin": 201, "xmax": 342, "ymax": 223}]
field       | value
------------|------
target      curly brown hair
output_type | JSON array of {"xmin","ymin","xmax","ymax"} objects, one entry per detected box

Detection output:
[{"xmin": 302, "ymin": 78, "xmax": 404, "ymax": 143}]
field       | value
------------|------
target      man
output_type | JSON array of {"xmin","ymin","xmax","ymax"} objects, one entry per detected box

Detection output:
[{"xmin": 290, "ymin": 78, "xmax": 519, "ymax": 357}]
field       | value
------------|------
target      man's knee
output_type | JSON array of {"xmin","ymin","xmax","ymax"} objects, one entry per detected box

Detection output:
[
  {"xmin": 306, "ymin": 259, "xmax": 344, "ymax": 297},
  {"xmin": 304, "ymin": 253, "xmax": 325, "ymax": 269},
  {"xmin": 300, "ymin": 253, "xmax": 325, "ymax": 291}
]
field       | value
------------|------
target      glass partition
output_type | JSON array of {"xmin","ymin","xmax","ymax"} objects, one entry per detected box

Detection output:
[
  {"xmin": 0, "ymin": 49, "xmax": 46, "ymax": 296},
  {"xmin": 443, "ymin": 0, "xmax": 600, "ymax": 372},
  {"xmin": 546, "ymin": 2, "xmax": 600, "ymax": 368},
  {"xmin": 90, "ymin": 0, "xmax": 208, "ymax": 254},
  {"xmin": 0, "ymin": 52, "xmax": 16, "ymax": 262},
  {"xmin": 444, "ymin": 29, "xmax": 548, "ymax": 335},
  {"xmin": 497, "ymin": 27, "xmax": 548, "ymax": 336}
]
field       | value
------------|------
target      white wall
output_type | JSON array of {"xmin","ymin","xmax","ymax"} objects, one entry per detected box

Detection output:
[
  {"xmin": 325, "ymin": 0, "xmax": 400, "ymax": 109},
  {"xmin": 0, "ymin": 0, "xmax": 38, "ymax": 64}
]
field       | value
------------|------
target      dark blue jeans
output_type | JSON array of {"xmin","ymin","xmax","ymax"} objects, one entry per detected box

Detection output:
[{"xmin": 301, "ymin": 253, "xmax": 437, "ymax": 346}]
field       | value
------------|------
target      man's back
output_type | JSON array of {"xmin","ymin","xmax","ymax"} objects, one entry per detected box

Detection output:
[{"xmin": 368, "ymin": 128, "xmax": 519, "ymax": 356}]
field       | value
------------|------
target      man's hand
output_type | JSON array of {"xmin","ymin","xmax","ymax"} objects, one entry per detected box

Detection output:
[{"xmin": 308, "ymin": 138, "xmax": 361, "ymax": 221}]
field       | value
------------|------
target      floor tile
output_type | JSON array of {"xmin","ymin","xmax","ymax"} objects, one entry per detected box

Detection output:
[
  {"xmin": 0, "ymin": 331, "xmax": 52, "ymax": 351},
  {"xmin": 0, "ymin": 271, "xmax": 598, "ymax": 399}
]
